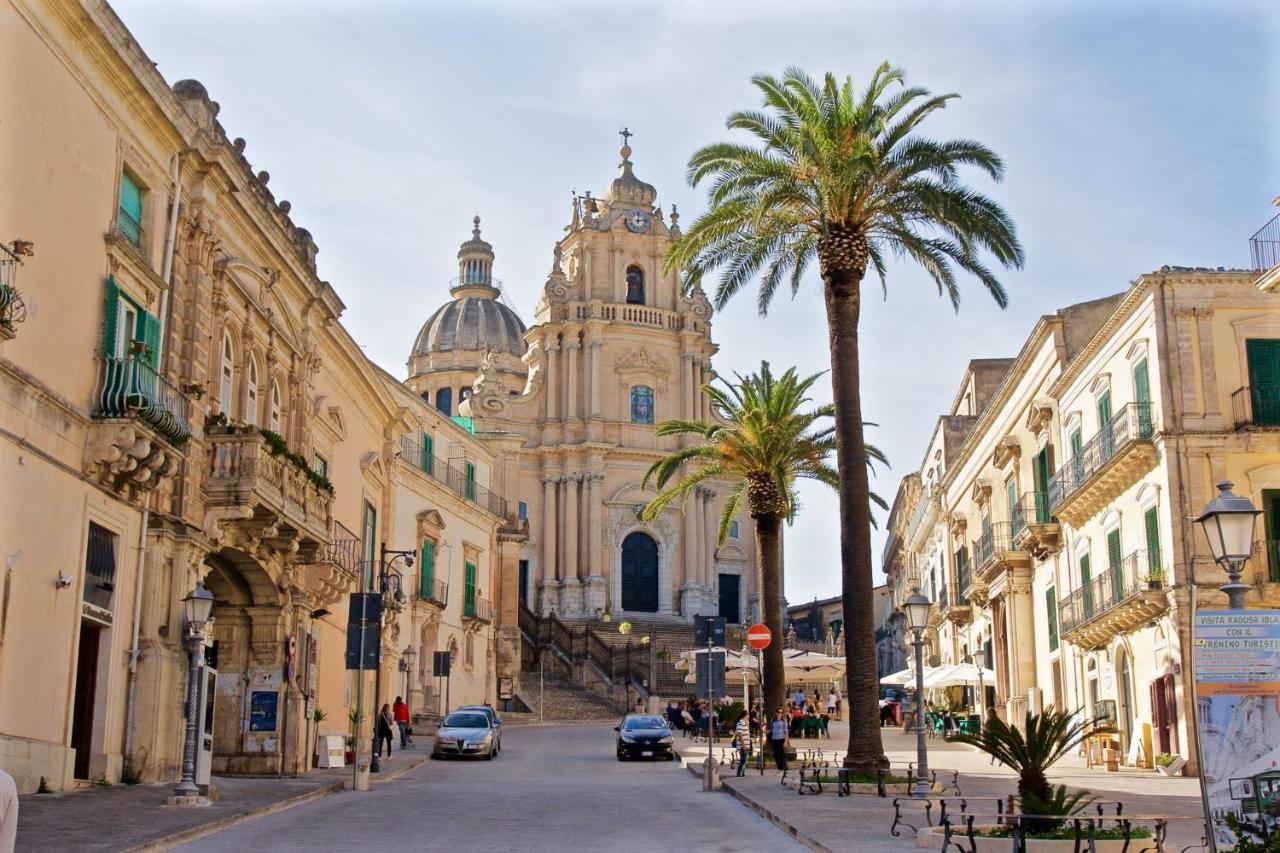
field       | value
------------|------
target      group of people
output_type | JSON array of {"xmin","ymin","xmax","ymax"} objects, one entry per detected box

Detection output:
[
  {"xmin": 664, "ymin": 699, "xmax": 720, "ymax": 737},
  {"xmin": 373, "ymin": 696, "xmax": 414, "ymax": 758}
]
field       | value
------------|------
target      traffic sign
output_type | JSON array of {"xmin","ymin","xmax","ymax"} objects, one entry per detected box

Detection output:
[{"xmin": 746, "ymin": 623, "xmax": 772, "ymax": 650}]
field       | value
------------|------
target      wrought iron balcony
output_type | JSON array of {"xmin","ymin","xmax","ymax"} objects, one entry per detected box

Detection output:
[
  {"xmin": 417, "ymin": 576, "xmax": 448, "ymax": 607},
  {"xmin": 1251, "ymin": 211, "xmax": 1280, "ymax": 272},
  {"xmin": 1010, "ymin": 491, "xmax": 1061, "ymax": 557},
  {"xmin": 205, "ymin": 427, "xmax": 334, "ymax": 562},
  {"xmin": 0, "ymin": 241, "xmax": 28, "ymax": 340},
  {"xmin": 1048, "ymin": 403, "xmax": 1157, "ymax": 526},
  {"xmin": 463, "ymin": 594, "xmax": 493, "ymax": 624},
  {"xmin": 1058, "ymin": 549, "xmax": 1168, "ymax": 650},
  {"xmin": 398, "ymin": 432, "xmax": 509, "ymax": 518},
  {"xmin": 301, "ymin": 521, "xmax": 363, "ymax": 607},
  {"xmin": 906, "ymin": 490, "xmax": 938, "ymax": 544},
  {"xmin": 1231, "ymin": 386, "xmax": 1280, "ymax": 430},
  {"xmin": 92, "ymin": 356, "xmax": 192, "ymax": 446},
  {"xmin": 971, "ymin": 521, "xmax": 1028, "ymax": 583},
  {"xmin": 938, "ymin": 580, "xmax": 971, "ymax": 625}
]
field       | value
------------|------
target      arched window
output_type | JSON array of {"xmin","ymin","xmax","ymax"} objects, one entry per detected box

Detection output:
[
  {"xmin": 630, "ymin": 385, "xmax": 654, "ymax": 425},
  {"xmin": 245, "ymin": 356, "xmax": 260, "ymax": 425},
  {"xmin": 625, "ymin": 265, "xmax": 645, "ymax": 305},
  {"xmin": 620, "ymin": 531, "xmax": 659, "ymax": 612},
  {"xmin": 219, "ymin": 332, "xmax": 234, "ymax": 416},
  {"xmin": 436, "ymin": 387, "xmax": 453, "ymax": 416},
  {"xmin": 459, "ymin": 386, "xmax": 470, "ymax": 402},
  {"xmin": 269, "ymin": 380, "xmax": 282, "ymax": 433}
]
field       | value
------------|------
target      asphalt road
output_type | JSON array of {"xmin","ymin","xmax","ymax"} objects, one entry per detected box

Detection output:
[{"xmin": 179, "ymin": 724, "xmax": 804, "ymax": 852}]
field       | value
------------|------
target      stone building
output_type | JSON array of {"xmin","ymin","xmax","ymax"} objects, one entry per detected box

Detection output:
[
  {"xmin": 406, "ymin": 142, "xmax": 760, "ymax": 631},
  {"xmin": 0, "ymin": 0, "xmax": 508, "ymax": 792},
  {"xmin": 883, "ymin": 263, "xmax": 1280, "ymax": 776}
]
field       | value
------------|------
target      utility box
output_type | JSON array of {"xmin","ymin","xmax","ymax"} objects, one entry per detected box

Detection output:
[{"xmin": 317, "ymin": 734, "xmax": 345, "ymax": 768}]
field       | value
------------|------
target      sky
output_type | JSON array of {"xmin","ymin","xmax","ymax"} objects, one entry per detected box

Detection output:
[{"xmin": 114, "ymin": 0, "xmax": 1279, "ymax": 606}]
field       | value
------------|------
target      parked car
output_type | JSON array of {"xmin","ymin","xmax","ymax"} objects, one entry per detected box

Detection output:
[
  {"xmin": 456, "ymin": 704, "xmax": 502, "ymax": 753},
  {"xmin": 614, "ymin": 714, "xmax": 675, "ymax": 761},
  {"xmin": 432, "ymin": 710, "xmax": 497, "ymax": 760}
]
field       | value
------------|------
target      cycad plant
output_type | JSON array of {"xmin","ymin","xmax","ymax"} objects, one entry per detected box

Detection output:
[
  {"xmin": 950, "ymin": 708, "xmax": 1109, "ymax": 834},
  {"xmin": 667, "ymin": 63, "xmax": 1022, "ymax": 770},
  {"xmin": 641, "ymin": 362, "xmax": 885, "ymax": 715}
]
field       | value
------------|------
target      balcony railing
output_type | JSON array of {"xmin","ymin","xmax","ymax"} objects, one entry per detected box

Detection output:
[
  {"xmin": 92, "ymin": 356, "xmax": 192, "ymax": 446},
  {"xmin": 1231, "ymin": 386, "xmax": 1280, "ymax": 429},
  {"xmin": 417, "ymin": 575, "xmax": 448, "ymax": 607},
  {"xmin": 0, "ymin": 242, "xmax": 28, "ymax": 339},
  {"xmin": 1059, "ymin": 550, "xmax": 1164, "ymax": 638},
  {"xmin": 464, "ymin": 594, "xmax": 493, "ymax": 623},
  {"xmin": 1048, "ymin": 402, "xmax": 1155, "ymax": 511},
  {"xmin": 1010, "ymin": 491, "xmax": 1052, "ymax": 540},
  {"xmin": 906, "ymin": 490, "xmax": 936, "ymax": 543},
  {"xmin": 956, "ymin": 559, "xmax": 971, "ymax": 596},
  {"xmin": 1253, "ymin": 540, "xmax": 1280, "ymax": 585},
  {"xmin": 117, "ymin": 207, "xmax": 141, "ymax": 246},
  {"xmin": 315, "ymin": 520, "xmax": 362, "ymax": 579},
  {"xmin": 1251, "ymin": 212, "xmax": 1280, "ymax": 272},
  {"xmin": 398, "ymin": 432, "xmax": 508, "ymax": 518}
]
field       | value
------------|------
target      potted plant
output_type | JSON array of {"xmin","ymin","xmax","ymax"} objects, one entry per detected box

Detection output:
[
  {"xmin": 1147, "ymin": 568, "xmax": 1165, "ymax": 590},
  {"xmin": 312, "ymin": 709, "xmax": 328, "ymax": 767},
  {"xmin": 346, "ymin": 708, "xmax": 364, "ymax": 764},
  {"xmin": 1155, "ymin": 752, "xmax": 1186, "ymax": 776}
]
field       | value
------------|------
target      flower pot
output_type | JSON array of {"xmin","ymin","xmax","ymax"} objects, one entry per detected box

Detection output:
[
  {"xmin": 345, "ymin": 750, "xmax": 356, "ymax": 764},
  {"xmin": 917, "ymin": 826, "xmax": 1139, "ymax": 852}
]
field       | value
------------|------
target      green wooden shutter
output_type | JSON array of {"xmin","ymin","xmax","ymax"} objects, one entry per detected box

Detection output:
[
  {"xmin": 465, "ymin": 462, "xmax": 476, "ymax": 500},
  {"xmin": 1265, "ymin": 490, "xmax": 1280, "ymax": 582},
  {"xmin": 103, "ymin": 278, "xmax": 120, "ymax": 356},
  {"xmin": 141, "ymin": 310, "xmax": 161, "ymax": 369},
  {"xmin": 1107, "ymin": 529, "xmax": 1123, "ymax": 601},
  {"xmin": 1246, "ymin": 340, "xmax": 1280, "ymax": 426},
  {"xmin": 1046, "ymin": 588, "xmax": 1059, "ymax": 652},
  {"xmin": 118, "ymin": 172, "xmax": 142, "ymax": 244},
  {"xmin": 1081, "ymin": 554, "xmax": 1093, "ymax": 618},
  {"xmin": 1006, "ymin": 478, "xmax": 1018, "ymax": 520},
  {"xmin": 1070, "ymin": 429, "xmax": 1083, "ymax": 456},
  {"xmin": 1144, "ymin": 506, "xmax": 1161, "ymax": 578},
  {"xmin": 1034, "ymin": 448, "xmax": 1051, "ymax": 522},
  {"xmin": 1097, "ymin": 391, "xmax": 1113, "ymax": 426},
  {"xmin": 464, "ymin": 561, "xmax": 477, "ymax": 616},
  {"xmin": 422, "ymin": 433, "xmax": 434, "ymax": 476},
  {"xmin": 1134, "ymin": 360, "xmax": 1151, "ymax": 403},
  {"xmin": 420, "ymin": 539, "xmax": 436, "ymax": 597}
]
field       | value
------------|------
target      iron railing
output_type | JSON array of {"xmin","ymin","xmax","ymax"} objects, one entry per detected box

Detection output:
[
  {"xmin": 398, "ymin": 432, "xmax": 508, "ymax": 518},
  {"xmin": 971, "ymin": 522, "xmax": 1014, "ymax": 573},
  {"xmin": 117, "ymin": 207, "xmax": 141, "ymax": 246},
  {"xmin": 1048, "ymin": 402, "xmax": 1155, "ymax": 510},
  {"xmin": 0, "ymin": 242, "xmax": 28, "ymax": 335},
  {"xmin": 1231, "ymin": 385, "xmax": 1280, "ymax": 429},
  {"xmin": 417, "ymin": 575, "xmax": 448, "ymax": 606},
  {"xmin": 955, "ymin": 553, "xmax": 971, "ymax": 596},
  {"xmin": 464, "ymin": 594, "xmax": 493, "ymax": 623},
  {"xmin": 1010, "ymin": 491, "xmax": 1052, "ymax": 541},
  {"xmin": 1058, "ymin": 550, "xmax": 1162, "ymax": 636},
  {"xmin": 1251, "ymin": 211, "xmax": 1280, "ymax": 272},
  {"xmin": 92, "ymin": 356, "xmax": 192, "ymax": 445},
  {"xmin": 315, "ymin": 519, "xmax": 362, "ymax": 578}
]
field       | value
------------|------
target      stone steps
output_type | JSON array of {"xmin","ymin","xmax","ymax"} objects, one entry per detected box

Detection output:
[{"xmin": 511, "ymin": 672, "xmax": 624, "ymax": 724}]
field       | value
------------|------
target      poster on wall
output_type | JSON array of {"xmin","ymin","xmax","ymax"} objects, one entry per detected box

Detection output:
[
  {"xmin": 1193, "ymin": 610, "xmax": 1280, "ymax": 850},
  {"xmin": 249, "ymin": 690, "xmax": 279, "ymax": 732}
]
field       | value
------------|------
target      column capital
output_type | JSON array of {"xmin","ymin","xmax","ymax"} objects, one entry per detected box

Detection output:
[
  {"xmin": 542, "ymin": 476, "xmax": 559, "ymax": 488},
  {"xmin": 565, "ymin": 339, "xmax": 582, "ymax": 352},
  {"xmin": 589, "ymin": 338, "xmax": 603, "ymax": 351}
]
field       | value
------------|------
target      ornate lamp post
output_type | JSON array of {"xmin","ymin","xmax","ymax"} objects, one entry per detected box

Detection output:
[
  {"xmin": 400, "ymin": 645, "xmax": 417, "ymax": 719},
  {"xmin": 173, "ymin": 582, "xmax": 214, "ymax": 799},
  {"xmin": 370, "ymin": 544, "xmax": 413, "ymax": 773},
  {"xmin": 901, "ymin": 587, "xmax": 933, "ymax": 798},
  {"xmin": 972, "ymin": 646, "xmax": 987, "ymax": 734},
  {"xmin": 1195, "ymin": 481, "xmax": 1261, "ymax": 610}
]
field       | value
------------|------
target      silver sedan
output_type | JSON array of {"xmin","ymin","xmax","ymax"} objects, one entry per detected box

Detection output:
[{"xmin": 431, "ymin": 711, "xmax": 497, "ymax": 760}]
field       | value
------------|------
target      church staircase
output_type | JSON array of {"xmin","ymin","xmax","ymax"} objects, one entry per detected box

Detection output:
[{"xmin": 507, "ymin": 671, "xmax": 627, "ymax": 725}]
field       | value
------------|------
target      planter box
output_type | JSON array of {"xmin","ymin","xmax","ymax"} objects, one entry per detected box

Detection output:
[
  {"xmin": 851, "ymin": 782, "xmax": 911, "ymax": 795},
  {"xmin": 918, "ymin": 826, "xmax": 1138, "ymax": 852},
  {"xmin": 1156, "ymin": 755, "xmax": 1186, "ymax": 776}
]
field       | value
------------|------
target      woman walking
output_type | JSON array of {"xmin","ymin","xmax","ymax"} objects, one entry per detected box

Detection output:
[
  {"xmin": 768, "ymin": 708, "xmax": 790, "ymax": 783},
  {"xmin": 375, "ymin": 703, "xmax": 395, "ymax": 758}
]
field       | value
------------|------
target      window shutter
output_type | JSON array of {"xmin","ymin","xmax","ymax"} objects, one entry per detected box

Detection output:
[
  {"xmin": 1144, "ymin": 506, "xmax": 1161, "ymax": 575},
  {"xmin": 1080, "ymin": 554, "xmax": 1093, "ymax": 617},
  {"xmin": 1107, "ymin": 529, "xmax": 1122, "ymax": 571},
  {"xmin": 420, "ymin": 540, "xmax": 436, "ymax": 595},
  {"xmin": 118, "ymin": 172, "xmax": 142, "ymax": 244},
  {"xmin": 1246, "ymin": 340, "xmax": 1280, "ymax": 426},
  {"xmin": 1046, "ymin": 588, "xmax": 1059, "ymax": 652},
  {"xmin": 1006, "ymin": 479, "xmax": 1018, "ymax": 519},
  {"xmin": 1097, "ymin": 391, "xmax": 1112, "ymax": 427},
  {"xmin": 1134, "ymin": 360, "xmax": 1151, "ymax": 404},
  {"xmin": 464, "ymin": 461, "xmax": 476, "ymax": 500},
  {"xmin": 464, "ymin": 562, "xmax": 477, "ymax": 616},
  {"xmin": 422, "ymin": 433, "xmax": 434, "ymax": 475},
  {"xmin": 103, "ymin": 278, "xmax": 120, "ymax": 357},
  {"xmin": 141, "ymin": 310, "xmax": 161, "ymax": 369},
  {"xmin": 1070, "ymin": 429, "xmax": 1083, "ymax": 456}
]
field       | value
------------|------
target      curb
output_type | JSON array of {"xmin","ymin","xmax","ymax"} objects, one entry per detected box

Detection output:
[
  {"xmin": 124, "ymin": 780, "xmax": 344, "ymax": 853},
  {"xmin": 368, "ymin": 752, "xmax": 429, "ymax": 785},
  {"xmin": 679, "ymin": 755, "xmax": 832, "ymax": 853}
]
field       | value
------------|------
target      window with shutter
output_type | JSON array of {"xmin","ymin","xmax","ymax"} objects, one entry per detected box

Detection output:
[
  {"xmin": 1246, "ymin": 339, "xmax": 1280, "ymax": 426},
  {"xmin": 219, "ymin": 333, "xmax": 235, "ymax": 415},
  {"xmin": 419, "ymin": 539, "xmax": 436, "ymax": 598},
  {"xmin": 464, "ymin": 561, "xmax": 477, "ymax": 616},
  {"xmin": 422, "ymin": 433, "xmax": 434, "ymax": 476},
  {"xmin": 1144, "ymin": 506, "xmax": 1161, "ymax": 579},
  {"xmin": 1081, "ymin": 553, "xmax": 1093, "ymax": 618},
  {"xmin": 1046, "ymin": 588, "xmax": 1059, "ymax": 652},
  {"xmin": 1107, "ymin": 528, "xmax": 1123, "ymax": 601},
  {"xmin": 1134, "ymin": 360, "xmax": 1153, "ymax": 435},
  {"xmin": 269, "ymin": 381, "xmax": 282, "ymax": 432},
  {"xmin": 118, "ymin": 171, "xmax": 142, "ymax": 246},
  {"xmin": 1006, "ymin": 478, "xmax": 1018, "ymax": 521},
  {"xmin": 1097, "ymin": 391, "xmax": 1114, "ymax": 460},
  {"xmin": 246, "ymin": 357, "xmax": 260, "ymax": 425},
  {"xmin": 464, "ymin": 461, "xmax": 476, "ymax": 500},
  {"xmin": 1265, "ymin": 490, "xmax": 1280, "ymax": 583}
]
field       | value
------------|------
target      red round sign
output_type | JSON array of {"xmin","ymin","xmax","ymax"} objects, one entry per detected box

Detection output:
[{"xmin": 746, "ymin": 624, "xmax": 772, "ymax": 650}]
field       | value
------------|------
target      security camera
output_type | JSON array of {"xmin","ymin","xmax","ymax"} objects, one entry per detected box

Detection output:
[
  {"xmin": 406, "ymin": 555, "xmax": 415, "ymax": 569},
  {"xmin": 55, "ymin": 572, "xmax": 73, "ymax": 589}
]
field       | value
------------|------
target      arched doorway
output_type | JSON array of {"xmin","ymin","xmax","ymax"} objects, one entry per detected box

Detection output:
[{"xmin": 620, "ymin": 532, "xmax": 659, "ymax": 613}]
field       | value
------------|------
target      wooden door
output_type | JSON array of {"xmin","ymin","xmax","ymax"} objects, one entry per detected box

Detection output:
[{"xmin": 71, "ymin": 624, "xmax": 101, "ymax": 780}]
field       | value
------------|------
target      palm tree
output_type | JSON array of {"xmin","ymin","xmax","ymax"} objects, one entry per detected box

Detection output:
[
  {"xmin": 640, "ymin": 362, "xmax": 885, "ymax": 716},
  {"xmin": 665, "ymin": 64, "xmax": 1023, "ymax": 771}
]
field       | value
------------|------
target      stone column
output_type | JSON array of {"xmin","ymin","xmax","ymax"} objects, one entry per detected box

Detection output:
[
  {"xmin": 700, "ymin": 359, "xmax": 712, "ymax": 421},
  {"xmin": 588, "ymin": 339, "xmax": 602, "ymax": 418},
  {"xmin": 565, "ymin": 338, "xmax": 580, "ymax": 420},
  {"xmin": 684, "ymin": 353, "xmax": 696, "ymax": 421},
  {"xmin": 703, "ymin": 488, "xmax": 718, "ymax": 612},
  {"xmin": 681, "ymin": 485, "xmax": 699, "ymax": 615},
  {"xmin": 540, "ymin": 474, "xmax": 558, "ymax": 613},
  {"xmin": 1008, "ymin": 569, "xmax": 1038, "ymax": 698},
  {"xmin": 564, "ymin": 474, "xmax": 580, "ymax": 580},
  {"xmin": 586, "ymin": 473, "xmax": 602, "ymax": 578},
  {"xmin": 545, "ymin": 339, "xmax": 559, "ymax": 422}
]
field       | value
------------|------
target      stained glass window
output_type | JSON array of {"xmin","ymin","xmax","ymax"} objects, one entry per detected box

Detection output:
[{"xmin": 631, "ymin": 385, "xmax": 654, "ymax": 425}]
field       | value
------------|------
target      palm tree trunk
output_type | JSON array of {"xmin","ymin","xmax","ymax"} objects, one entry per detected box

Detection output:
[
  {"xmin": 824, "ymin": 271, "xmax": 888, "ymax": 772},
  {"xmin": 754, "ymin": 513, "xmax": 786, "ymax": 716}
]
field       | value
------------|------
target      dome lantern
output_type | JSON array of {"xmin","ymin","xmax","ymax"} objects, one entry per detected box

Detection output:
[{"xmin": 453, "ymin": 215, "xmax": 498, "ymax": 297}]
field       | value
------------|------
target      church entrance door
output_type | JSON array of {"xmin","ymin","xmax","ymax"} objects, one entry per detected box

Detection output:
[
  {"xmin": 718, "ymin": 574, "xmax": 740, "ymax": 624},
  {"xmin": 620, "ymin": 532, "xmax": 659, "ymax": 613}
]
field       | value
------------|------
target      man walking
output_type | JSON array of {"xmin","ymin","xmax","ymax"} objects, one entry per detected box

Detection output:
[
  {"xmin": 393, "ymin": 696, "xmax": 411, "ymax": 750},
  {"xmin": 734, "ymin": 711, "xmax": 751, "ymax": 777}
]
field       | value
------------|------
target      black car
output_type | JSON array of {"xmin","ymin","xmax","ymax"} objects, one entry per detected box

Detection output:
[{"xmin": 614, "ymin": 714, "xmax": 675, "ymax": 761}]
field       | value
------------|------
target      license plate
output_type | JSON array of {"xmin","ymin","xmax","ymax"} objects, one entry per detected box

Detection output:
[{"xmin": 642, "ymin": 751, "xmax": 652, "ymax": 756}]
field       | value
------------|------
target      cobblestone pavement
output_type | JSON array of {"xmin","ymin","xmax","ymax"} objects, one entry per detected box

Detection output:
[{"xmin": 179, "ymin": 724, "xmax": 805, "ymax": 852}]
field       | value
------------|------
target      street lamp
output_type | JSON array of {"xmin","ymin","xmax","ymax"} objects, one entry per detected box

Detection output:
[
  {"xmin": 972, "ymin": 647, "xmax": 987, "ymax": 735},
  {"xmin": 174, "ymin": 582, "xmax": 214, "ymax": 799},
  {"xmin": 901, "ymin": 586, "xmax": 932, "ymax": 798},
  {"xmin": 1195, "ymin": 481, "xmax": 1261, "ymax": 610},
  {"xmin": 400, "ymin": 645, "xmax": 417, "ymax": 719},
  {"xmin": 370, "ymin": 544, "xmax": 414, "ymax": 773}
]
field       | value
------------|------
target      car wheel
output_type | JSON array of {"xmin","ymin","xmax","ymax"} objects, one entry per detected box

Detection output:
[{"xmin": 617, "ymin": 751, "xmax": 625, "ymax": 761}]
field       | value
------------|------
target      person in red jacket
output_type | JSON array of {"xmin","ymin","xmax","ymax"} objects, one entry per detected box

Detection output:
[{"xmin": 393, "ymin": 696, "xmax": 411, "ymax": 749}]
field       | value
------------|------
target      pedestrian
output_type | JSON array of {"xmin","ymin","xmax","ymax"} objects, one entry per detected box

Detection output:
[
  {"xmin": 793, "ymin": 687, "xmax": 805, "ymax": 708},
  {"xmin": 393, "ymin": 695, "xmax": 411, "ymax": 749},
  {"xmin": 734, "ymin": 711, "xmax": 751, "ymax": 777},
  {"xmin": 0, "ymin": 767, "xmax": 16, "ymax": 853},
  {"xmin": 681, "ymin": 703, "xmax": 695, "ymax": 737},
  {"xmin": 376, "ymin": 703, "xmax": 394, "ymax": 758},
  {"xmin": 832, "ymin": 685, "xmax": 842, "ymax": 721},
  {"xmin": 826, "ymin": 687, "xmax": 838, "ymax": 719},
  {"xmin": 769, "ymin": 708, "xmax": 790, "ymax": 783},
  {"xmin": 634, "ymin": 696, "xmax": 645, "ymax": 715}
]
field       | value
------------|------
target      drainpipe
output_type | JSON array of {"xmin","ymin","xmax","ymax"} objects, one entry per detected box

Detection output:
[
  {"xmin": 122, "ymin": 508, "xmax": 149, "ymax": 763},
  {"xmin": 157, "ymin": 153, "xmax": 182, "ymax": 374}
]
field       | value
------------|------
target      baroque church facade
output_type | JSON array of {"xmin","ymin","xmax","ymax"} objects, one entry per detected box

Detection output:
[{"xmin": 407, "ymin": 140, "xmax": 761, "ymax": 625}]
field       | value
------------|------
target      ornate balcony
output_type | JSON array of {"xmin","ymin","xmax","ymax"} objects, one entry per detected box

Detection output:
[
  {"xmin": 205, "ymin": 427, "xmax": 334, "ymax": 563},
  {"xmin": 463, "ymin": 594, "xmax": 493, "ymax": 624},
  {"xmin": 1048, "ymin": 403, "xmax": 1158, "ymax": 527},
  {"xmin": 417, "ymin": 576, "xmax": 449, "ymax": 608},
  {"xmin": 398, "ymin": 432, "xmax": 508, "ymax": 518},
  {"xmin": 300, "ymin": 521, "xmax": 362, "ymax": 607},
  {"xmin": 85, "ymin": 356, "xmax": 192, "ymax": 499},
  {"xmin": 1011, "ymin": 491, "xmax": 1061, "ymax": 558},
  {"xmin": 0, "ymin": 241, "xmax": 29, "ymax": 341},
  {"xmin": 1231, "ymin": 386, "xmax": 1280, "ymax": 430},
  {"xmin": 939, "ymin": 580, "xmax": 971, "ymax": 626},
  {"xmin": 972, "ymin": 521, "xmax": 1030, "ymax": 585},
  {"xmin": 1058, "ymin": 550, "xmax": 1168, "ymax": 650}
]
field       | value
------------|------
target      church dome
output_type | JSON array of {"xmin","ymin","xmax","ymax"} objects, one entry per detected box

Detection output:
[
  {"xmin": 410, "ymin": 217, "xmax": 527, "ymax": 360},
  {"xmin": 602, "ymin": 141, "xmax": 657, "ymax": 208}
]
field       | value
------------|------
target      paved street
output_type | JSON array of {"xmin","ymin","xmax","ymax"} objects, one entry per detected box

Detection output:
[{"xmin": 179, "ymin": 725, "xmax": 804, "ymax": 852}]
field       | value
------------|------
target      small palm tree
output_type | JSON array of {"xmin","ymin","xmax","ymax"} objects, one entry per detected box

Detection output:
[
  {"xmin": 641, "ymin": 362, "xmax": 885, "ymax": 715},
  {"xmin": 950, "ymin": 709, "xmax": 1109, "ymax": 833},
  {"xmin": 666, "ymin": 63, "xmax": 1023, "ymax": 771}
]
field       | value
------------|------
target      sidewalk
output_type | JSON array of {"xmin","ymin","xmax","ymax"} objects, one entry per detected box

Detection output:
[
  {"xmin": 677, "ymin": 722, "xmax": 1207, "ymax": 852},
  {"xmin": 16, "ymin": 740, "xmax": 429, "ymax": 852}
]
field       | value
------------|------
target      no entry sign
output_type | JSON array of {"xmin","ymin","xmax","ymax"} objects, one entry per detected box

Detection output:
[{"xmin": 746, "ymin": 623, "xmax": 772, "ymax": 650}]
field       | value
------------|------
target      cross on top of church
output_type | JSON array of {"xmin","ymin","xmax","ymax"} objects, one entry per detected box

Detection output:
[{"xmin": 619, "ymin": 126, "xmax": 632, "ymax": 146}]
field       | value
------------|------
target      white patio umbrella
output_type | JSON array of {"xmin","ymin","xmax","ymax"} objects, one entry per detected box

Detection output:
[
  {"xmin": 879, "ymin": 666, "xmax": 923, "ymax": 686},
  {"xmin": 924, "ymin": 662, "xmax": 994, "ymax": 688}
]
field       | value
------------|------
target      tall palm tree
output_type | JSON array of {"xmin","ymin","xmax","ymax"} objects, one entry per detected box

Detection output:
[
  {"xmin": 665, "ymin": 64, "xmax": 1023, "ymax": 771},
  {"xmin": 640, "ymin": 362, "xmax": 885, "ymax": 716}
]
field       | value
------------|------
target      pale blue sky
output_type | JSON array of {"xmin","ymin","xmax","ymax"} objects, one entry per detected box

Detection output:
[{"xmin": 114, "ymin": 0, "xmax": 1279, "ymax": 606}]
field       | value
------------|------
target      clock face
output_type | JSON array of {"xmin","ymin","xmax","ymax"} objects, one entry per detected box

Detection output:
[{"xmin": 625, "ymin": 210, "xmax": 651, "ymax": 233}]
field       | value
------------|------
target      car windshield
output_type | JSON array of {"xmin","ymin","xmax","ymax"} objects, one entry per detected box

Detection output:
[
  {"xmin": 460, "ymin": 706, "xmax": 494, "ymax": 718},
  {"xmin": 443, "ymin": 713, "xmax": 489, "ymax": 728},
  {"xmin": 624, "ymin": 716, "xmax": 666, "ymax": 730}
]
